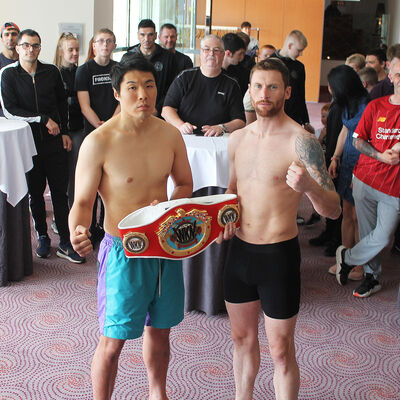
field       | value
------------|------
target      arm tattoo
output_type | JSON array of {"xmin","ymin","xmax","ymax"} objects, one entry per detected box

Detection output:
[
  {"xmin": 353, "ymin": 137, "xmax": 379, "ymax": 160},
  {"xmin": 295, "ymin": 135, "xmax": 335, "ymax": 191}
]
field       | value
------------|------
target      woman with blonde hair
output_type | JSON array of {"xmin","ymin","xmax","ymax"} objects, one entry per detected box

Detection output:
[{"xmin": 53, "ymin": 33, "xmax": 84, "ymax": 209}]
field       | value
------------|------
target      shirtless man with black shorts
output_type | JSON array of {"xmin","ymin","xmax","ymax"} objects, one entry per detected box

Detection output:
[
  {"xmin": 69, "ymin": 54, "xmax": 193, "ymax": 400},
  {"xmin": 223, "ymin": 58, "xmax": 341, "ymax": 400}
]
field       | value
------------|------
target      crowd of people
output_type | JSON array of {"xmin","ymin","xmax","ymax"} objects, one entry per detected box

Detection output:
[{"xmin": 0, "ymin": 17, "xmax": 399, "ymax": 400}]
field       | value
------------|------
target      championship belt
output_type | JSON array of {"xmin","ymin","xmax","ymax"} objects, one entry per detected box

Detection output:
[{"xmin": 118, "ymin": 194, "xmax": 240, "ymax": 260}]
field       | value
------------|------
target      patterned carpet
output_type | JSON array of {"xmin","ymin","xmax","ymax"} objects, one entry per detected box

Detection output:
[{"xmin": 0, "ymin": 197, "xmax": 399, "ymax": 400}]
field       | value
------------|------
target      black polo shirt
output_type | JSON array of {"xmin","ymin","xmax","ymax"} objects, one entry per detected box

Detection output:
[{"xmin": 164, "ymin": 67, "xmax": 245, "ymax": 132}]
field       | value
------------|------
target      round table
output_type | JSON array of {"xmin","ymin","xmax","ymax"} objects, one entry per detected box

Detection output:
[
  {"xmin": 0, "ymin": 118, "xmax": 37, "ymax": 285},
  {"xmin": 168, "ymin": 134, "xmax": 229, "ymax": 197},
  {"xmin": 169, "ymin": 134, "xmax": 230, "ymax": 315}
]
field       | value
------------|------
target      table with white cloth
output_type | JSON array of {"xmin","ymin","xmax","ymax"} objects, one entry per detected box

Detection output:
[
  {"xmin": 0, "ymin": 118, "xmax": 37, "ymax": 286},
  {"xmin": 168, "ymin": 134, "xmax": 230, "ymax": 315}
]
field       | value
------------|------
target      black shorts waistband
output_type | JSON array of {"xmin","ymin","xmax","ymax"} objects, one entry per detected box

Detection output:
[{"xmin": 232, "ymin": 235, "xmax": 299, "ymax": 254}]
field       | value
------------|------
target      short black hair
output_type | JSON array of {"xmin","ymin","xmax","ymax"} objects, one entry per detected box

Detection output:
[
  {"xmin": 18, "ymin": 28, "xmax": 41, "ymax": 44},
  {"xmin": 138, "ymin": 19, "xmax": 156, "ymax": 31},
  {"xmin": 222, "ymin": 33, "xmax": 246, "ymax": 54},
  {"xmin": 241, "ymin": 21, "xmax": 251, "ymax": 29},
  {"xmin": 366, "ymin": 48, "xmax": 387, "ymax": 63},
  {"xmin": 250, "ymin": 58, "xmax": 290, "ymax": 88},
  {"xmin": 160, "ymin": 23, "xmax": 176, "ymax": 32},
  {"xmin": 111, "ymin": 53, "xmax": 157, "ymax": 94}
]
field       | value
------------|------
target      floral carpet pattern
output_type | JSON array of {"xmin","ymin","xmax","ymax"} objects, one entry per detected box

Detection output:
[{"xmin": 0, "ymin": 199, "xmax": 399, "ymax": 399}]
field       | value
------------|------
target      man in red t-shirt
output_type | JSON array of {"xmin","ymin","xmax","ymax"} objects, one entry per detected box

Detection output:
[{"xmin": 335, "ymin": 59, "xmax": 400, "ymax": 298}]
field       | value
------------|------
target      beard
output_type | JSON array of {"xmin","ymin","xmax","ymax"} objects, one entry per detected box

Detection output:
[{"xmin": 253, "ymin": 97, "xmax": 285, "ymax": 117}]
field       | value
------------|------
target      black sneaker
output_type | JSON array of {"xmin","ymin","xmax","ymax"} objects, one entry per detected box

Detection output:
[
  {"xmin": 36, "ymin": 235, "xmax": 51, "ymax": 258},
  {"xmin": 56, "ymin": 243, "xmax": 85, "ymax": 264},
  {"xmin": 353, "ymin": 273, "xmax": 381, "ymax": 298},
  {"xmin": 335, "ymin": 245, "xmax": 355, "ymax": 286},
  {"xmin": 305, "ymin": 212, "xmax": 321, "ymax": 226}
]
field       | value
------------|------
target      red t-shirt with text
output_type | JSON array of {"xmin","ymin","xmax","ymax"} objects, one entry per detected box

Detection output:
[{"xmin": 353, "ymin": 96, "xmax": 400, "ymax": 197}]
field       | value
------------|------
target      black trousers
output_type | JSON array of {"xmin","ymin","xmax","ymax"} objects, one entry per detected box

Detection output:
[{"xmin": 27, "ymin": 150, "xmax": 70, "ymax": 245}]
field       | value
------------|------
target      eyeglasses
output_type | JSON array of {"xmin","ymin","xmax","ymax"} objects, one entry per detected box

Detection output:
[
  {"xmin": 18, "ymin": 42, "xmax": 41, "ymax": 50},
  {"xmin": 201, "ymin": 47, "xmax": 224, "ymax": 54},
  {"xmin": 94, "ymin": 38, "xmax": 114, "ymax": 45}
]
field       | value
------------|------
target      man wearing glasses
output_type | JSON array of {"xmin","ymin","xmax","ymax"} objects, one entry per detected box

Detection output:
[
  {"xmin": 127, "ymin": 19, "xmax": 178, "ymax": 116},
  {"xmin": 0, "ymin": 29, "xmax": 84, "ymax": 263},
  {"xmin": 162, "ymin": 34, "xmax": 245, "ymax": 136},
  {"xmin": 75, "ymin": 28, "xmax": 120, "ymax": 135},
  {"xmin": 75, "ymin": 28, "xmax": 120, "ymax": 246}
]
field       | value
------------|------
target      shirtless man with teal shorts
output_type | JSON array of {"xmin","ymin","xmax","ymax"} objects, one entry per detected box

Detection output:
[{"xmin": 69, "ymin": 53, "xmax": 193, "ymax": 400}]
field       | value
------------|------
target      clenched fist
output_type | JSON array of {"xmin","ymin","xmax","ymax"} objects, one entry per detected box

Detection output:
[
  {"xmin": 70, "ymin": 225, "xmax": 92, "ymax": 257},
  {"xmin": 286, "ymin": 161, "xmax": 313, "ymax": 193}
]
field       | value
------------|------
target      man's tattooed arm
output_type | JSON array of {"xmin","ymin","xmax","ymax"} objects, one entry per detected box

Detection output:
[
  {"xmin": 295, "ymin": 134, "xmax": 336, "ymax": 191},
  {"xmin": 352, "ymin": 137, "xmax": 379, "ymax": 159}
]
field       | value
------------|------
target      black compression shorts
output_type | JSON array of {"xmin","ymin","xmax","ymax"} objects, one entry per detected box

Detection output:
[{"xmin": 224, "ymin": 235, "xmax": 301, "ymax": 319}]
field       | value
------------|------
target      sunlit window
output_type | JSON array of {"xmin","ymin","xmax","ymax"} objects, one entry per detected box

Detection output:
[{"xmin": 113, "ymin": 0, "xmax": 198, "ymax": 62}]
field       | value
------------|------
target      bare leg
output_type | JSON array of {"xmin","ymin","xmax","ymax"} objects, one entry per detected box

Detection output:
[
  {"xmin": 351, "ymin": 202, "xmax": 359, "ymax": 244},
  {"xmin": 143, "ymin": 326, "xmax": 171, "ymax": 400},
  {"xmin": 330, "ymin": 201, "xmax": 363, "ymax": 277},
  {"xmin": 91, "ymin": 335, "xmax": 125, "ymax": 400},
  {"xmin": 226, "ymin": 300, "xmax": 261, "ymax": 400},
  {"xmin": 342, "ymin": 199, "xmax": 356, "ymax": 248},
  {"xmin": 264, "ymin": 314, "xmax": 299, "ymax": 400}
]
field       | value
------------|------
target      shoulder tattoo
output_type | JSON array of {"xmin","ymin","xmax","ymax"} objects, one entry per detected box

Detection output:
[{"xmin": 295, "ymin": 135, "xmax": 335, "ymax": 191}]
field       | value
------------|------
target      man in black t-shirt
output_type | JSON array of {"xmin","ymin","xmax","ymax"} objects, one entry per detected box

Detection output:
[
  {"xmin": 162, "ymin": 34, "xmax": 245, "ymax": 136},
  {"xmin": 127, "ymin": 19, "xmax": 178, "ymax": 116},
  {"xmin": 75, "ymin": 28, "xmax": 119, "ymax": 134},
  {"xmin": 222, "ymin": 33, "xmax": 248, "ymax": 97},
  {"xmin": 158, "ymin": 23, "xmax": 193, "ymax": 74},
  {"xmin": 75, "ymin": 28, "xmax": 120, "ymax": 244},
  {"xmin": 273, "ymin": 30, "xmax": 314, "ymax": 134}
]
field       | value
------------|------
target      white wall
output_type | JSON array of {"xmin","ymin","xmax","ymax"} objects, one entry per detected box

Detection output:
[{"xmin": 0, "ymin": 0, "xmax": 113, "ymax": 64}]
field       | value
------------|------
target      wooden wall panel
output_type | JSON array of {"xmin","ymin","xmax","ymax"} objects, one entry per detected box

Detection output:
[
  {"xmin": 211, "ymin": 0, "xmax": 324, "ymax": 102},
  {"xmin": 212, "ymin": 0, "xmax": 245, "ymax": 27},
  {"xmin": 282, "ymin": 0, "xmax": 324, "ymax": 102},
  {"xmin": 245, "ymin": 0, "xmax": 284, "ymax": 50}
]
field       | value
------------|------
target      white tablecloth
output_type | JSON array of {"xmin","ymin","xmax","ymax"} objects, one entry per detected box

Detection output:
[
  {"xmin": 0, "ymin": 118, "xmax": 37, "ymax": 206},
  {"xmin": 168, "ymin": 134, "xmax": 229, "ymax": 197}
]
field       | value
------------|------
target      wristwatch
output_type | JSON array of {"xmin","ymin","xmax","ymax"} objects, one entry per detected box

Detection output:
[{"xmin": 218, "ymin": 124, "xmax": 228, "ymax": 135}]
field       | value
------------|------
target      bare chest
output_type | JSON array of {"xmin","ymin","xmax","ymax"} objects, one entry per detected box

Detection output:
[
  {"xmin": 102, "ymin": 142, "xmax": 174, "ymax": 192},
  {"xmin": 235, "ymin": 140, "xmax": 295, "ymax": 186}
]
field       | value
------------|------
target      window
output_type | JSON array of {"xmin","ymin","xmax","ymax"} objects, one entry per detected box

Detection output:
[{"xmin": 113, "ymin": 0, "xmax": 198, "ymax": 62}]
